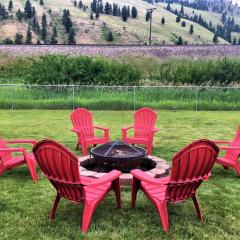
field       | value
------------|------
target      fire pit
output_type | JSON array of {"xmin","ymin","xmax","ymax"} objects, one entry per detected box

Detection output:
[{"xmin": 90, "ymin": 141, "xmax": 146, "ymax": 173}]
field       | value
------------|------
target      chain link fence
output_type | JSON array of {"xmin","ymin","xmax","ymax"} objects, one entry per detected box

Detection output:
[{"xmin": 1, "ymin": 84, "xmax": 240, "ymax": 111}]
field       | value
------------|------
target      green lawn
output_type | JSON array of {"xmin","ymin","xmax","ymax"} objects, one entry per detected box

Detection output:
[{"xmin": 0, "ymin": 110, "xmax": 240, "ymax": 240}]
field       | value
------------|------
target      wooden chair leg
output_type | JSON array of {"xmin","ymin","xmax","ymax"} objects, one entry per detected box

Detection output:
[
  {"xmin": 82, "ymin": 203, "xmax": 96, "ymax": 233},
  {"xmin": 49, "ymin": 193, "xmax": 61, "ymax": 220},
  {"xmin": 26, "ymin": 157, "xmax": 38, "ymax": 181},
  {"xmin": 156, "ymin": 201, "xmax": 169, "ymax": 233},
  {"xmin": 191, "ymin": 194, "xmax": 202, "ymax": 222},
  {"xmin": 112, "ymin": 178, "xmax": 121, "ymax": 209}
]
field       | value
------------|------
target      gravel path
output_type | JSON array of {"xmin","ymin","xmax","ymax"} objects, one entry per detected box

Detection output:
[{"xmin": 0, "ymin": 45, "xmax": 240, "ymax": 58}]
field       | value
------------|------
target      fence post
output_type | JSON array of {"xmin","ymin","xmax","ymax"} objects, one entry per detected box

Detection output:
[
  {"xmin": 195, "ymin": 87, "xmax": 199, "ymax": 112},
  {"xmin": 72, "ymin": 85, "xmax": 75, "ymax": 110},
  {"xmin": 133, "ymin": 85, "xmax": 136, "ymax": 111}
]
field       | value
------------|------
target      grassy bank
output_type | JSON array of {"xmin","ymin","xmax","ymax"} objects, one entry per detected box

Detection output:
[{"xmin": 1, "ymin": 110, "xmax": 240, "ymax": 240}]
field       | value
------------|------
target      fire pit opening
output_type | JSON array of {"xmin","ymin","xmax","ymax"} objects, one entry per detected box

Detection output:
[{"xmin": 82, "ymin": 141, "xmax": 157, "ymax": 173}]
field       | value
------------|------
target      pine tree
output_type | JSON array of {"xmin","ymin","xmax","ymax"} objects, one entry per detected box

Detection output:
[
  {"xmin": 32, "ymin": 6, "xmax": 36, "ymax": 16},
  {"xmin": 180, "ymin": 5, "xmax": 184, "ymax": 16},
  {"xmin": 189, "ymin": 24, "xmax": 194, "ymax": 34},
  {"xmin": 24, "ymin": 0, "xmax": 33, "ymax": 19},
  {"xmin": 79, "ymin": 0, "xmax": 83, "ymax": 8},
  {"xmin": 107, "ymin": 31, "xmax": 114, "ymax": 41},
  {"xmin": 14, "ymin": 33, "xmax": 23, "ymax": 44},
  {"xmin": 166, "ymin": 2, "xmax": 171, "ymax": 11},
  {"xmin": 176, "ymin": 35, "xmax": 183, "ymax": 45},
  {"xmin": 213, "ymin": 33, "xmax": 218, "ymax": 44},
  {"xmin": 50, "ymin": 26, "xmax": 58, "ymax": 44},
  {"xmin": 131, "ymin": 7, "xmax": 137, "ymax": 18},
  {"xmin": 39, "ymin": 0, "xmax": 44, "ymax": 6},
  {"xmin": 161, "ymin": 17, "xmax": 165, "ymax": 25},
  {"xmin": 104, "ymin": 2, "xmax": 110, "ymax": 14},
  {"xmin": 91, "ymin": 0, "xmax": 97, "ymax": 13},
  {"xmin": 25, "ymin": 26, "xmax": 32, "ymax": 44},
  {"xmin": 113, "ymin": 3, "xmax": 118, "ymax": 16},
  {"xmin": 233, "ymin": 37, "xmax": 237, "ymax": 45},
  {"xmin": 16, "ymin": 9, "xmax": 24, "ymax": 21},
  {"xmin": 238, "ymin": 37, "xmax": 240, "ymax": 45},
  {"xmin": 68, "ymin": 27, "xmax": 76, "ymax": 44},
  {"xmin": 32, "ymin": 16, "xmax": 38, "ymax": 32},
  {"xmin": 41, "ymin": 13, "xmax": 47, "ymax": 41},
  {"xmin": 176, "ymin": 16, "xmax": 181, "ymax": 23},
  {"xmin": 74, "ymin": 0, "xmax": 77, "ymax": 7},
  {"xmin": 181, "ymin": 21, "xmax": 186, "ymax": 27},
  {"xmin": 127, "ymin": 6, "xmax": 130, "ymax": 17},
  {"xmin": 121, "ymin": 6, "xmax": 128, "ymax": 22},
  {"xmin": 90, "ymin": 12, "xmax": 94, "ymax": 20},
  {"xmin": 62, "ymin": 9, "xmax": 72, "ymax": 33},
  {"xmin": 8, "ymin": 0, "xmax": 13, "ymax": 12}
]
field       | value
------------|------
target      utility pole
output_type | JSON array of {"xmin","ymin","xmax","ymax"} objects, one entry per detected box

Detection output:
[{"xmin": 147, "ymin": 8, "xmax": 157, "ymax": 45}]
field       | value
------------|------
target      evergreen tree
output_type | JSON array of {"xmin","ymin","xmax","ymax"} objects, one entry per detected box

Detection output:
[
  {"xmin": 32, "ymin": 16, "xmax": 38, "ymax": 32},
  {"xmin": 176, "ymin": 16, "xmax": 181, "ymax": 23},
  {"xmin": 14, "ymin": 33, "xmax": 23, "ymax": 44},
  {"xmin": 32, "ymin": 6, "xmax": 36, "ymax": 17},
  {"xmin": 24, "ymin": 0, "xmax": 33, "ymax": 19},
  {"xmin": 41, "ymin": 13, "xmax": 47, "ymax": 41},
  {"xmin": 107, "ymin": 31, "xmax": 114, "ymax": 41},
  {"xmin": 131, "ymin": 7, "xmax": 137, "ymax": 18},
  {"xmin": 16, "ymin": 9, "xmax": 24, "ymax": 21},
  {"xmin": 39, "ymin": 0, "xmax": 44, "ymax": 6},
  {"xmin": 176, "ymin": 35, "xmax": 183, "ymax": 45},
  {"xmin": 95, "ymin": 10, "xmax": 99, "ymax": 19},
  {"xmin": 113, "ymin": 3, "xmax": 118, "ymax": 16},
  {"xmin": 238, "ymin": 37, "xmax": 240, "ymax": 45},
  {"xmin": 91, "ymin": 0, "xmax": 97, "ymax": 13},
  {"xmin": 50, "ymin": 26, "xmax": 58, "ymax": 44},
  {"xmin": 161, "ymin": 17, "xmax": 165, "ymax": 25},
  {"xmin": 8, "ymin": 0, "xmax": 13, "ymax": 12},
  {"xmin": 104, "ymin": 2, "xmax": 110, "ymax": 14},
  {"xmin": 181, "ymin": 21, "xmax": 186, "ymax": 27},
  {"xmin": 232, "ymin": 37, "xmax": 237, "ymax": 45},
  {"xmin": 68, "ymin": 27, "xmax": 76, "ymax": 44},
  {"xmin": 213, "ymin": 33, "xmax": 218, "ymax": 44},
  {"xmin": 121, "ymin": 6, "xmax": 128, "ymax": 22},
  {"xmin": 25, "ymin": 26, "xmax": 32, "ymax": 44},
  {"xmin": 74, "ymin": 0, "xmax": 77, "ymax": 7},
  {"xmin": 166, "ymin": 2, "xmax": 171, "ymax": 11},
  {"xmin": 90, "ymin": 12, "xmax": 94, "ymax": 20},
  {"xmin": 62, "ymin": 9, "xmax": 72, "ymax": 33},
  {"xmin": 189, "ymin": 24, "xmax": 194, "ymax": 34},
  {"xmin": 180, "ymin": 5, "xmax": 184, "ymax": 16},
  {"xmin": 99, "ymin": 2, "xmax": 103, "ymax": 13},
  {"xmin": 79, "ymin": 1, "xmax": 83, "ymax": 9},
  {"xmin": 127, "ymin": 6, "xmax": 130, "ymax": 17},
  {"xmin": 3, "ymin": 38, "xmax": 13, "ymax": 44}
]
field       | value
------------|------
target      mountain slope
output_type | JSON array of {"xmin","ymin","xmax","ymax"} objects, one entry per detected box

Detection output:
[{"xmin": 0, "ymin": 0, "xmax": 230, "ymax": 44}]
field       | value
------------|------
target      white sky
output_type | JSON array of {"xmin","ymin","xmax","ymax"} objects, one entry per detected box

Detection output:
[{"xmin": 232, "ymin": 0, "xmax": 240, "ymax": 4}]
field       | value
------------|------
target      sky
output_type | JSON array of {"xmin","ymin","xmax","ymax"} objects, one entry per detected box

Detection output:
[{"xmin": 232, "ymin": 0, "xmax": 240, "ymax": 4}]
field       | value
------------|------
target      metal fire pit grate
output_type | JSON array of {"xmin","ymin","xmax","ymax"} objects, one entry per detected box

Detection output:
[{"xmin": 90, "ymin": 141, "xmax": 147, "ymax": 173}]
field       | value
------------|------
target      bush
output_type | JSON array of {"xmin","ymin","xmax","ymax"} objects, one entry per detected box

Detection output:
[{"xmin": 25, "ymin": 55, "xmax": 142, "ymax": 85}]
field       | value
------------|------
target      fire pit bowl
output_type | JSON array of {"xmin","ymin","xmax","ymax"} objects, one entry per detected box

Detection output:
[{"xmin": 90, "ymin": 141, "xmax": 147, "ymax": 173}]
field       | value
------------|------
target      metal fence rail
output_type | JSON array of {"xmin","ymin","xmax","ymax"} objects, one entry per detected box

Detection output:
[{"xmin": 1, "ymin": 84, "xmax": 240, "ymax": 111}]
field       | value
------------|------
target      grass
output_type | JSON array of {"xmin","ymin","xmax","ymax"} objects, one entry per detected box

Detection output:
[{"xmin": 1, "ymin": 110, "xmax": 240, "ymax": 240}]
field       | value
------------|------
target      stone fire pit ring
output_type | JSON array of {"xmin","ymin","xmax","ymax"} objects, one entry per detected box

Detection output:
[{"xmin": 79, "ymin": 155, "xmax": 170, "ymax": 185}]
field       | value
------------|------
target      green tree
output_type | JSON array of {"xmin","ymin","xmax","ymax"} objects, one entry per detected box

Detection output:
[
  {"xmin": 232, "ymin": 37, "xmax": 237, "ymax": 45},
  {"xmin": 25, "ymin": 26, "xmax": 32, "ymax": 44},
  {"xmin": 14, "ymin": 33, "xmax": 23, "ymax": 44},
  {"xmin": 131, "ymin": 7, "xmax": 137, "ymax": 18},
  {"xmin": 50, "ymin": 26, "xmax": 58, "ymax": 44},
  {"xmin": 90, "ymin": 12, "xmax": 94, "ymax": 20},
  {"xmin": 213, "ymin": 33, "xmax": 218, "ymax": 44},
  {"xmin": 238, "ymin": 37, "xmax": 240, "ymax": 45},
  {"xmin": 166, "ymin": 3, "xmax": 171, "ymax": 11},
  {"xmin": 24, "ymin": 0, "xmax": 33, "ymax": 19},
  {"xmin": 79, "ymin": 1, "xmax": 83, "ymax": 9},
  {"xmin": 121, "ymin": 6, "xmax": 128, "ymax": 22},
  {"xmin": 104, "ymin": 2, "xmax": 110, "ymax": 14},
  {"xmin": 74, "ymin": 0, "xmax": 77, "ymax": 7},
  {"xmin": 39, "ymin": 0, "xmax": 44, "ymax": 6},
  {"xmin": 176, "ymin": 16, "xmax": 181, "ymax": 23},
  {"xmin": 189, "ymin": 24, "xmax": 194, "ymax": 34},
  {"xmin": 176, "ymin": 35, "xmax": 183, "ymax": 45},
  {"xmin": 41, "ymin": 13, "xmax": 47, "ymax": 41},
  {"xmin": 16, "ymin": 9, "xmax": 24, "ymax": 21},
  {"xmin": 68, "ymin": 27, "xmax": 76, "ymax": 44},
  {"xmin": 181, "ymin": 21, "xmax": 186, "ymax": 27},
  {"xmin": 107, "ymin": 31, "xmax": 114, "ymax": 41},
  {"xmin": 8, "ymin": 0, "xmax": 13, "ymax": 12},
  {"xmin": 161, "ymin": 17, "xmax": 165, "ymax": 25},
  {"xmin": 62, "ymin": 9, "xmax": 72, "ymax": 33}
]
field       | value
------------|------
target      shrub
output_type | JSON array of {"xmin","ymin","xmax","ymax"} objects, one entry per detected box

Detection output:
[{"xmin": 25, "ymin": 55, "xmax": 142, "ymax": 85}]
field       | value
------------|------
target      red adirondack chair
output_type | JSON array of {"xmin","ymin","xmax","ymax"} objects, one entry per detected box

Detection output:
[
  {"xmin": 131, "ymin": 139, "xmax": 219, "ymax": 233},
  {"xmin": 33, "ymin": 139, "xmax": 121, "ymax": 233},
  {"xmin": 213, "ymin": 127, "xmax": 240, "ymax": 176},
  {"xmin": 121, "ymin": 108, "xmax": 159, "ymax": 154},
  {"xmin": 0, "ymin": 139, "xmax": 37, "ymax": 181},
  {"xmin": 70, "ymin": 108, "xmax": 110, "ymax": 156}
]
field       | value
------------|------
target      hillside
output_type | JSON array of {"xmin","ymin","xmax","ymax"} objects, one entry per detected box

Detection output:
[{"xmin": 0, "ymin": 0, "xmax": 237, "ymax": 44}]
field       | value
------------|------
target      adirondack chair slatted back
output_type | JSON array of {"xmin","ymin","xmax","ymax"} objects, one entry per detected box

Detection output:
[
  {"xmin": 225, "ymin": 127, "xmax": 240, "ymax": 163},
  {"xmin": 33, "ymin": 140, "xmax": 84, "ymax": 203},
  {"xmin": 134, "ymin": 108, "xmax": 157, "ymax": 138},
  {"xmin": 71, "ymin": 108, "xmax": 94, "ymax": 138},
  {"xmin": 0, "ymin": 139, "xmax": 12, "ymax": 163},
  {"xmin": 167, "ymin": 140, "xmax": 219, "ymax": 203}
]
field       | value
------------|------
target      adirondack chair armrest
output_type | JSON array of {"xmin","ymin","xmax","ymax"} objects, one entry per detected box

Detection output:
[
  {"xmin": 219, "ymin": 146, "xmax": 240, "ymax": 151},
  {"xmin": 131, "ymin": 169, "xmax": 169, "ymax": 186},
  {"xmin": 0, "ymin": 147, "xmax": 28, "ymax": 158},
  {"xmin": 6, "ymin": 139, "xmax": 37, "ymax": 146},
  {"xmin": 84, "ymin": 170, "xmax": 121, "ymax": 187},
  {"xmin": 152, "ymin": 128, "xmax": 160, "ymax": 133},
  {"xmin": 71, "ymin": 128, "xmax": 81, "ymax": 133},
  {"xmin": 94, "ymin": 126, "xmax": 109, "ymax": 138},
  {"xmin": 121, "ymin": 126, "xmax": 133, "ymax": 138},
  {"xmin": 212, "ymin": 140, "xmax": 231, "ymax": 145}
]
